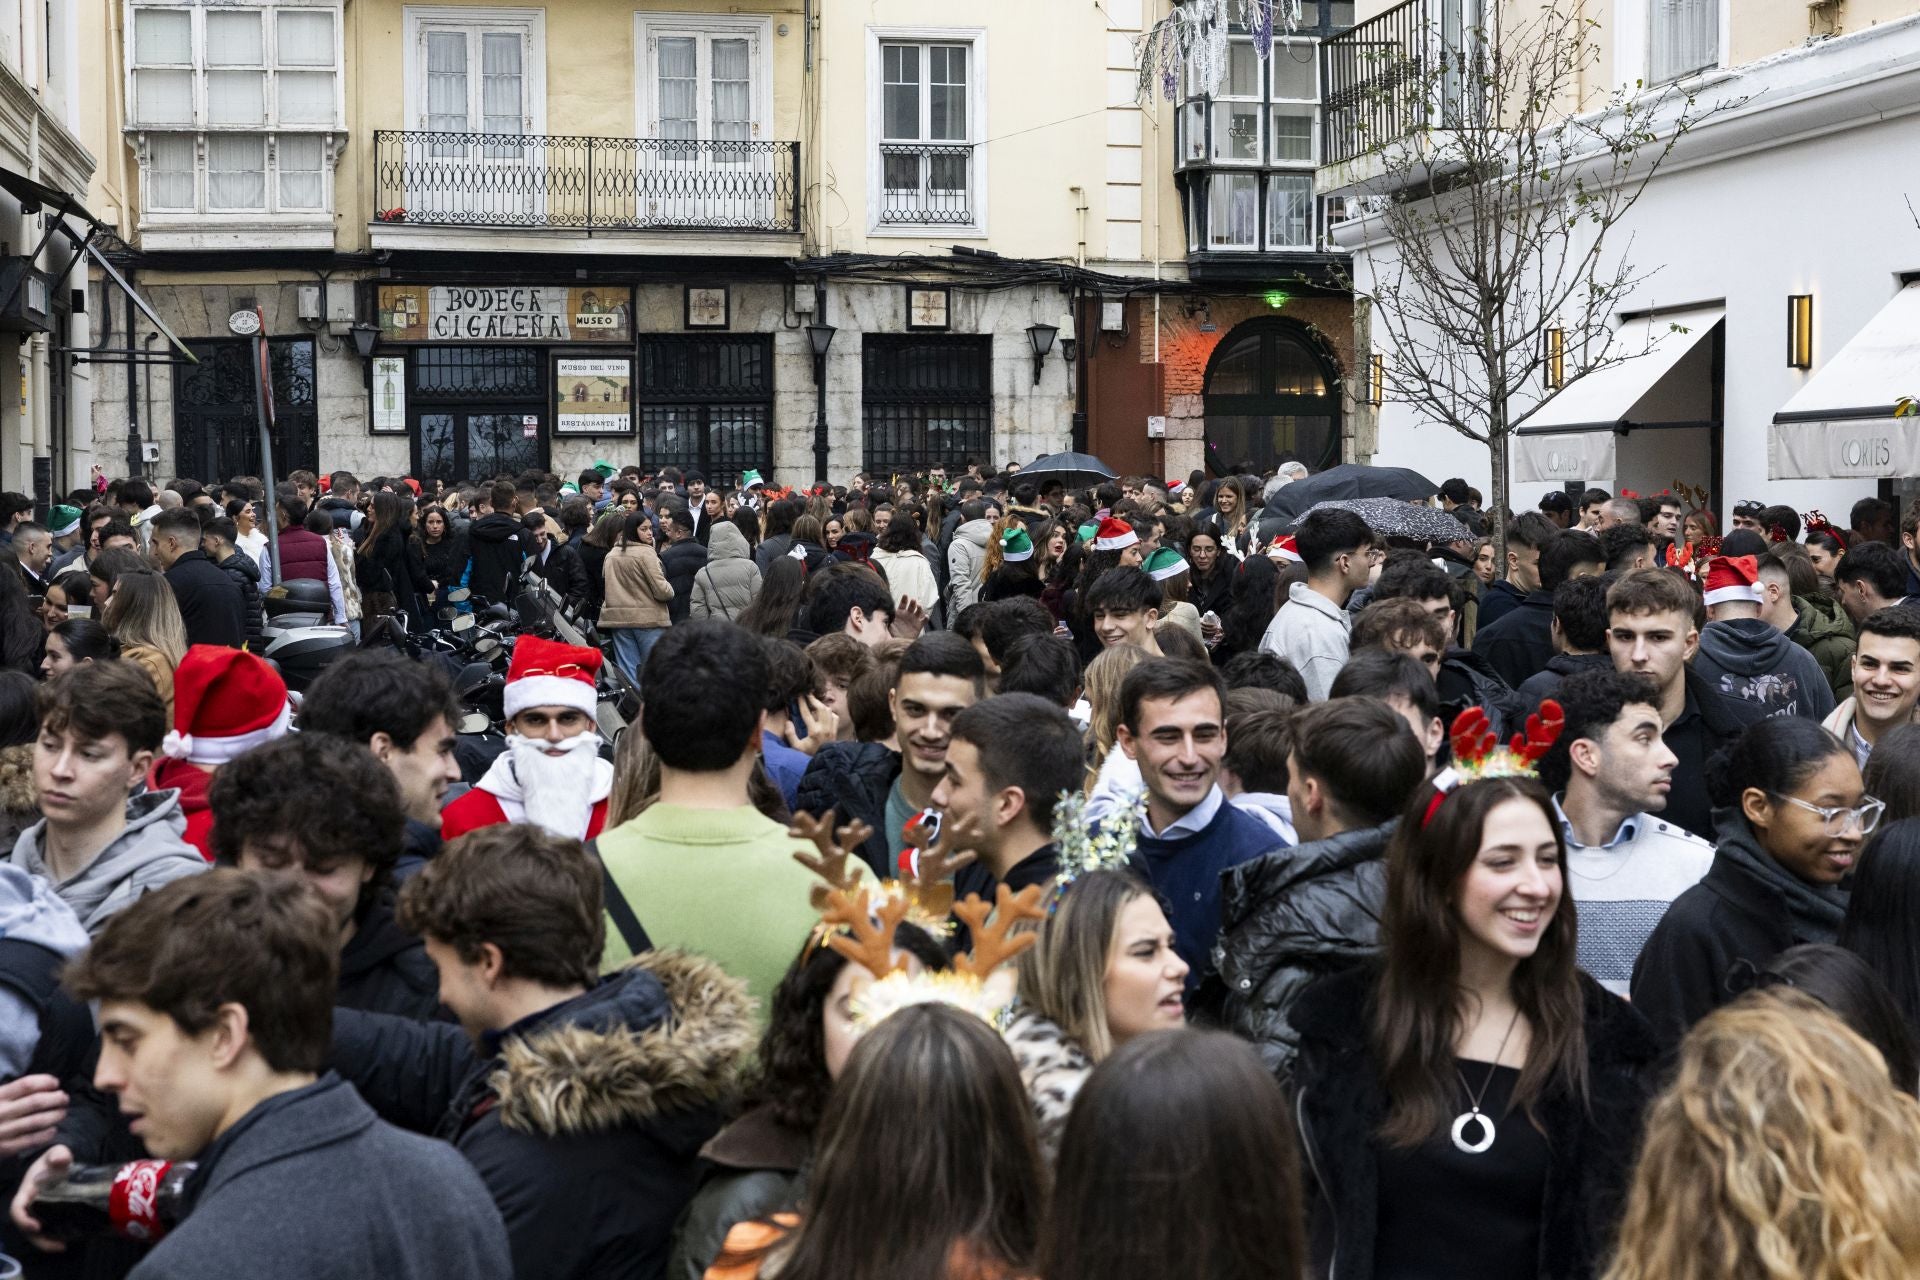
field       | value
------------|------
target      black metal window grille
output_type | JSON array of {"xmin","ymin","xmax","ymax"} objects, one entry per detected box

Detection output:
[
  {"xmin": 636, "ymin": 335, "xmax": 774, "ymax": 484},
  {"xmin": 861, "ymin": 334, "xmax": 992, "ymax": 475},
  {"xmin": 174, "ymin": 338, "xmax": 319, "ymax": 481},
  {"xmin": 409, "ymin": 346, "xmax": 545, "ymax": 401}
]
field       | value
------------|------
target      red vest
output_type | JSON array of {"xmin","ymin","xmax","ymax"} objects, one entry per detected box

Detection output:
[{"xmin": 274, "ymin": 527, "xmax": 332, "ymax": 586}]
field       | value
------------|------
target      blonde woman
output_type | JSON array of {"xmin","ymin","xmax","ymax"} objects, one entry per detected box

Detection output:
[
  {"xmin": 1004, "ymin": 869, "xmax": 1187, "ymax": 1163},
  {"xmin": 1082, "ymin": 643, "xmax": 1150, "ymax": 820},
  {"xmin": 1604, "ymin": 988, "xmax": 1920, "ymax": 1280},
  {"xmin": 101, "ymin": 569, "xmax": 187, "ymax": 717}
]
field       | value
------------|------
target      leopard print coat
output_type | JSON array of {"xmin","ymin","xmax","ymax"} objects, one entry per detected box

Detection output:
[{"xmin": 1002, "ymin": 1009, "xmax": 1095, "ymax": 1165}]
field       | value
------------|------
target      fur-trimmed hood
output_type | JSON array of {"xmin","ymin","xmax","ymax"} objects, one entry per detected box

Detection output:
[
  {"xmin": 0, "ymin": 743, "xmax": 35, "ymax": 813},
  {"xmin": 492, "ymin": 949, "xmax": 755, "ymax": 1139}
]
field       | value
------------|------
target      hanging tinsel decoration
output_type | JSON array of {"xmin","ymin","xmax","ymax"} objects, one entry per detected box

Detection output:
[{"xmin": 1133, "ymin": 0, "xmax": 1305, "ymax": 104}]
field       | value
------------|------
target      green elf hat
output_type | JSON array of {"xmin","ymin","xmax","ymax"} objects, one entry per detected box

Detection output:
[
  {"xmin": 1000, "ymin": 526, "xmax": 1035, "ymax": 562},
  {"xmin": 592, "ymin": 460, "xmax": 617, "ymax": 479},
  {"xmin": 742, "ymin": 469, "xmax": 766, "ymax": 490},
  {"xmin": 1144, "ymin": 547, "xmax": 1190, "ymax": 581},
  {"xmin": 47, "ymin": 504, "xmax": 82, "ymax": 538},
  {"xmin": 1076, "ymin": 521, "xmax": 1099, "ymax": 543}
]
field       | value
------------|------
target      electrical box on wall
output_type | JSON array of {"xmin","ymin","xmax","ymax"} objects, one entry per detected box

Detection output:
[
  {"xmin": 1147, "ymin": 415, "xmax": 1166, "ymax": 439},
  {"xmin": 325, "ymin": 280, "xmax": 356, "ymax": 331},
  {"xmin": 1101, "ymin": 300, "xmax": 1126, "ymax": 332},
  {"xmin": 296, "ymin": 286, "xmax": 323, "ymax": 322},
  {"xmin": 140, "ymin": 442, "xmax": 161, "ymax": 463}
]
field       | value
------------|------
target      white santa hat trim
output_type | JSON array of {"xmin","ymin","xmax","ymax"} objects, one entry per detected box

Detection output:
[
  {"xmin": 161, "ymin": 700, "xmax": 293, "ymax": 765},
  {"xmin": 1702, "ymin": 583, "xmax": 1762, "ymax": 607},
  {"xmin": 505, "ymin": 672, "xmax": 600, "ymax": 721}
]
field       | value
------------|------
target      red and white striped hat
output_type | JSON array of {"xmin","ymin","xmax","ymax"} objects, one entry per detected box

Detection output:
[
  {"xmin": 1702, "ymin": 555, "xmax": 1762, "ymax": 608},
  {"xmin": 1268, "ymin": 534, "xmax": 1303, "ymax": 564},
  {"xmin": 162, "ymin": 646, "xmax": 292, "ymax": 764}
]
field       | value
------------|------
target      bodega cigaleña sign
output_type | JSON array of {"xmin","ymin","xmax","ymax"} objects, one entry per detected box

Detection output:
[{"xmin": 377, "ymin": 285, "xmax": 633, "ymax": 343}]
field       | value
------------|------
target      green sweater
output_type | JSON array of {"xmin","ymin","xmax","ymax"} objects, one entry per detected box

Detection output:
[{"xmin": 595, "ymin": 802, "xmax": 856, "ymax": 1016}]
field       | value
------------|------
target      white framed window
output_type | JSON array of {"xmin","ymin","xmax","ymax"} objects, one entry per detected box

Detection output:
[
  {"xmin": 403, "ymin": 7, "xmax": 544, "ymax": 140},
  {"xmin": 1210, "ymin": 41, "xmax": 1261, "ymax": 164},
  {"xmin": 1648, "ymin": 0, "xmax": 1719, "ymax": 84},
  {"xmin": 1208, "ymin": 172, "xmax": 1258, "ymax": 249},
  {"xmin": 1181, "ymin": 30, "xmax": 1329, "ymax": 254},
  {"xmin": 635, "ymin": 17, "xmax": 770, "ymax": 142},
  {"xmin": 865, "ymin": 25, "xmax": 986, "ymax": 236},
  {"xmin": 124, "ymin": 1, "xmax": 341, "ymax": 224}
]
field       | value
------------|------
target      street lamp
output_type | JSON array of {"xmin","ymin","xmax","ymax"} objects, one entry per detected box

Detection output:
[
  {"xmin": 807, "ymin": 322, "xmax": 836, "ymax": 483},
  {"xmin": 1026, "ymin": 322, "xmax": 1058, "ymax": 385},
  {"xmin": 350, "ymin": 322, "xmax": 381, "ymax": 388}
]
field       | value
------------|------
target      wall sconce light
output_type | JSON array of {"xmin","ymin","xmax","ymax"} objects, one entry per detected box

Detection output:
[
  {"xmin": 1026, "ymin": 322, "xmax": 1058, "ymax": 385},
  {"xmin": 1369, "ymin": 354, "xmax": 1385, "ymax": 407},
  {"xmin": 350, "ymin": 322, "xmax": 381, "ymax": 387},
  {"xmin": 1787, "ymin": 294, "xmax": 1813, "ymax": 369},
  {"xmin": 1544, "ymin": 327, "xmax": 1566, "ymax": 390},
  {"xmin": 806, "ymin": 322, "xmax": 837, "ymax": 374}
]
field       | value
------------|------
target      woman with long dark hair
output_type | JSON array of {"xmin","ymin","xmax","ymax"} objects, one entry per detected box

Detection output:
[
  {"xmin": 1291, "ymin": 775, "xmax": 1657, "ymax": 1280},
  {"xmin": 670, "ymin": 926, "xmax": 948, "ymax": 1280},
  {"xmin": 1764, "ymin": 943, "xmax": 1919, "ymax": 1093},
  {"xmin": 41, "ymin": 617, "xmax": 116, "ymax": 679},
  {"xmin": 707, "ymin": 1003, "xmax": 1044, "ymax": 1280},
  {"xmin": 355, "ymin": 490, "xmax": 431, "ymax": 629},
  {"xmin": 1633, "ymin": 716, "xmax": 1869, "ymax": 1051},
  {"xmin": 736, "ymin": 557, "xmax": 807, "ymax": 640},
  {"xmin": 419, "ymin": 502, "xmax": 469, "ymax": 608},
  {"xmin": 1039, "ymin": 1028, "xmax": 1304, "ymax": 1280},
  {"xmin": 600, "ymin": 510, "xmax": 675, "ymax": 686},
  {"xmin": 1209, "ymin": 554, "xmax": 1280, "ymax": 667},
  {"xmin": 579, "ymin": 509, "xmax": 625, "ymax": 619},
  {"xmin": 1865, "ymin": 724, "xmax": 1920, "ymax": 823},
  {"xmin": 1185, "ymin": 528, "xmax": 1233, "ymax": 624},
  {"xmin": 1839, "ymin": 818, "xmax": 1920, "ymax": 1040}
]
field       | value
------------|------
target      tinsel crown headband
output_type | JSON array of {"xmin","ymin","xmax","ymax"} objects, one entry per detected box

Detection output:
[{"xmin": 1421, "ymin": 701, "xmax": 1564, "ymax": 829}]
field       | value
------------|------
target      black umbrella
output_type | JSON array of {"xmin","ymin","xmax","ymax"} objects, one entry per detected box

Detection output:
[
  {"xmin": 1015, "ymin": 451, "xmax": 1117, "ymax": 490},
  {"xmin": 1257, "ymin": 464, "xmax": 1441, "ymax": 538},
  {"xmin": 1294, "ymin": 497, "xmax": 1470, "ymax": 543}
]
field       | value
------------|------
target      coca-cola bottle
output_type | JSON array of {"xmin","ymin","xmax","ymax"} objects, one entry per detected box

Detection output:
[{"xmin": 29, "ymin": 1159, "xmax": 195, "ymax": 1243}]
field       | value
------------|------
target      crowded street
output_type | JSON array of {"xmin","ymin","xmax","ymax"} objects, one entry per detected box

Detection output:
[{"xmin": 3, "ymin": 0, "xmax": 1920, "ymax": 1275}]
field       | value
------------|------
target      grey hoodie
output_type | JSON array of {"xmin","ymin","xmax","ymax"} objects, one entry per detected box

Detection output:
[
  {"xmin": 1693, "ymin": 616, "xmax": 1837, "ymax": 729},
  {"xmin": 690, "ymin": 521, "xmax": 762, "ymax": 623},
  {"xmin": 946, "ymin": 518, "xmax": 993, "ymax": 618},
  {"xmin": 9, "ymin": 789, "xmax": 208, "ymax": 936},
  {"xmin": 0, "ymin": 862, "xmax": 89, "ymax": 1077}
]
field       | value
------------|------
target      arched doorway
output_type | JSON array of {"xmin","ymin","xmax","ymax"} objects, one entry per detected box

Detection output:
[{"xmin": 1201, "ymin": 319, "xmax": 1342, "ymax": 475}]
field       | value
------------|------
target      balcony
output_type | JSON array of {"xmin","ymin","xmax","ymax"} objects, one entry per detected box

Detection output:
[
  {"xmin": 1320, "ymin": 0, "xmax": 1478, "ymax": 191},
  {"xmin": 370, "ymin": 130, "xmax": 801, "ymax": 253}
]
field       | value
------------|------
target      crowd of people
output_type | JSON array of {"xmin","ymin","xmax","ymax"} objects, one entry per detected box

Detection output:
[{"xmin": 0, "ymin": 459, "xmax": 1913, "ymax": 1278}]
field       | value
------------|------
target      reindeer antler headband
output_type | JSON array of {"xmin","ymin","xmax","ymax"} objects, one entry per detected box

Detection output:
[{"xmin": 1421, "ymin": 701, "xmax": 1565, "ymax": 829}]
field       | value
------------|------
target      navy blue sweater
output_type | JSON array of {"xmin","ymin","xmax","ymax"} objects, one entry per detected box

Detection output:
[{"xmin": 1132, "ymin": 796, "xmax": 1285, "ymax": 992}]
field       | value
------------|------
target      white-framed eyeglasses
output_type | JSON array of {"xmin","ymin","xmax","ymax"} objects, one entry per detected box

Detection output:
[{"xmin": 1772, "ymin": 792, "xmax": 1885, "ymax": 837}]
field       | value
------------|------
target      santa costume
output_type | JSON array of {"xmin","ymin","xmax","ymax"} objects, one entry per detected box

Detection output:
[
  {"xmin": 149, "ymin": 645, "xmax": 294, "ymax": 860},
  {"xmin": 440, "ymin": 635, "xmax": 614, "ymax": 841}
]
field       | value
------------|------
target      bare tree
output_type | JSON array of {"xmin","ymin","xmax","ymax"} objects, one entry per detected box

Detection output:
[{"xmin": 1337, "ymin": 3, "xmax": 1736, "ymax": 561}]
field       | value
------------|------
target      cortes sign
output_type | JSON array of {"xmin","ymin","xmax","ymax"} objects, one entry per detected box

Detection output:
[{"xmin": 377, "ymin": 285, "xmax": 632, "ymax": 344}]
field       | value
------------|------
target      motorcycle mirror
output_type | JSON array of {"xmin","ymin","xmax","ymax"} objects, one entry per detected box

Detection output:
[
  {"xmin": 474, "ymin": 637, "xmax": 498, "ymax": 655},
  {"xmin": 446, "ymin": 588, "xmax": 472, "ymax": 603},
  {"xmin": 452, "ymin": 614, "xmax": 476, "ymax": 632},
  {"xmin": 457, "ymin": 712, "xmax": 493, "ymax": 735}
]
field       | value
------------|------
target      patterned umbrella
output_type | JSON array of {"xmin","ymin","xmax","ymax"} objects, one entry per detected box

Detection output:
[{"xmin": 1292, "ymin": 496, "xmax": 1471, "ymax": 544}]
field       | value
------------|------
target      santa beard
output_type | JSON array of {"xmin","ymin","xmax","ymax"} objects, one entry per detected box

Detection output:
[{"xmin": 508, "ymin": 732, "xmax": 602, "ymax": 838}]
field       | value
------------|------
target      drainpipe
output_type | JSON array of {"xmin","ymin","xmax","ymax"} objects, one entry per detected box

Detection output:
[{"xmin": 123, "ymin": 272, "xmax": 142, "ymax": 476}]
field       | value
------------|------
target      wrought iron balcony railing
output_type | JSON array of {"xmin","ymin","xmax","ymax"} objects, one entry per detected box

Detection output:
[
  {"xmin": 877, "ymin": 143, "xmax": 976, "ymax": 226},
  {"xmin": 371, "ymin": 130, "xmax": 800, "ymax": 233},
  {"xmin": 1322, "ymin": 0, "xmax": 1430, "ymax": 167}
]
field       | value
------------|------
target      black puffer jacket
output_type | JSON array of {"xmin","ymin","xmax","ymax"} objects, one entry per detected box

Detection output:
[
  {"xmin": 1209, "ymin": 821, "xmax": 1395, "ymax": 1080},
  {"xmin": 332, "ymin": 951, "xmax": 752, "ymax": 1280},
  {"xmin": 792, "ymin": 742, "xmax": 901, "ymax": 879},
  {"xmin": 466, "ymin": 512, "xmax": 525, "ymax": 605},
  {"xmin": 338, "ymin": 892, "xmax": 446, "ymax": 1022},
  {"xmin": 1292, "ymin": 964, "xmax": 1658, "ymax": 1280},
  {"xmin": 1438, "ymin": 647, "xmax": 1525, "ymax": 740},
  {"xmin": 219, "ymin": 550, "xmax": 266, "ymax": 648}
]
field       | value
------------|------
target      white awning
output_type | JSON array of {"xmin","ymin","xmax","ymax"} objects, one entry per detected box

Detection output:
[
  {"xmin": 1769, "ymin": 283, "xmax": 1920, "ymax": 480},
  {"xmin": 1513, "ymin": 430, "xmax": 1617, "ymax": 484},
  {"xmin": 1516, "ymin": 307, "xmax": 1724, "ymax": 433}
]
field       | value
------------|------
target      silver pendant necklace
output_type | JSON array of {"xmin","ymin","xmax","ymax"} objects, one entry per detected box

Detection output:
[{"xmin": 1450, "ymin": 1005, "xmax": 1522, "ymax": 1155}]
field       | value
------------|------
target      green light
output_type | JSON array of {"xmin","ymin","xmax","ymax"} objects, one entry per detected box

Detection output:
[{"xmin": 1263, "ymin": 289, "xmax": 1291, "ymax": 309}]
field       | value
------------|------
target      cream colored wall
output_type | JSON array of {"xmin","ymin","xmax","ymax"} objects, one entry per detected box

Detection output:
[
  {"xmin": 341, "ymin": 0, "xmax": 806, "ymax": 251},
  {"xmin": 811, "ymin": 0, "xmax": 1116, "ymax": 261},
  {"xmin": 1732, "ymin": 0, "xmax": 1920, "ymax": 62},
  {"xmin": 76, "ymin": 0, "xmax": 131, "ymax": 236}
]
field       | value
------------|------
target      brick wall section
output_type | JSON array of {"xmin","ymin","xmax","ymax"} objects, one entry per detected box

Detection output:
[{"xmin": 1147, "ymin": 294, "xmax": 1358, "ymax": 399}]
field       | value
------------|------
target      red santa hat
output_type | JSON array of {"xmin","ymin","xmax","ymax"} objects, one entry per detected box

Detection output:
[
  {"xmin": 1268, "ymin": 534, "xmax": 1303, "ymax": 564},
  {"xmin": 162, "ymin": 646, "xmax": 292, "ymax": 764},
  {"xmin": 1092, "ymin": 517, "xmax": 1139, "ymax": 552},
  {"xmin": 1702, "ymin": 554, "xmax": 1762, "ymax": 607},
  {"xmin": 505, "ymin": 635, "xmax": 603, "ymax": 721}
]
